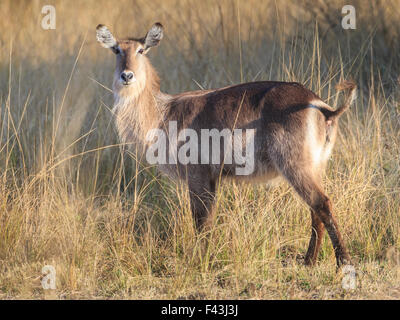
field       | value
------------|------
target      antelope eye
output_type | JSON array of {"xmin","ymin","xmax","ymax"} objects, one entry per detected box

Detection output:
[
  {"xmin": 114, "ymin": 47, "xmax": 121, "ymax": 54},
  {"xmin": 137, "ymin": 48, "xmax": 144, "ymax": 54}
]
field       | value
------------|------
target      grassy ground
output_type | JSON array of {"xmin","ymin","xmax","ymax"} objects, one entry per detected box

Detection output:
[{"xmin": 0, "ymin": 0, "xmax": 399, "ymax": 299}]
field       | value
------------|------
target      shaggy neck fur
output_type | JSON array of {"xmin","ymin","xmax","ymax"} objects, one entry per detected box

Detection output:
[{"xmin": 113, "ymin": 57, "xmax": 170, "ymax": 150}]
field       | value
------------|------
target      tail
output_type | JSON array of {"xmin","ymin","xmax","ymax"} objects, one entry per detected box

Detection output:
[{"xmin": 327, "ymin": 80, "xmax": 357, "ymax": 120}]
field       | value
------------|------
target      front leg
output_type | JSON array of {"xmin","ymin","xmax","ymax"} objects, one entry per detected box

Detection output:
[{"xmin": 188, "ymin": 174, "xmax": 216, "ymax": 232}]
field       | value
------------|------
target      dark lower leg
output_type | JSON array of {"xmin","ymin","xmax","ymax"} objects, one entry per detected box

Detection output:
[
  {"xmin": 324, "ymin": 217, "xmax": 351, "ymax": 266},
  {"xmin": 315, "ymin": 197, "xmax": 351, "ymax": 266},
  {"xmin": 284, "ymin": 172, "xmax": 350, "ymax": 267},
  {"xmin": 305, "ymin": 210, "xmax": 325, "ymax": 265},
  {"xmin": 189, "ymin": 179, "xmax": 216, "ymax": 232}
]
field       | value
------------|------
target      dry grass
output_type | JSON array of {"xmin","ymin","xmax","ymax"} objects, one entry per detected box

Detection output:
[{"xmin": 0, "ymin": 0, "xmax": 399, "ymax": 299}]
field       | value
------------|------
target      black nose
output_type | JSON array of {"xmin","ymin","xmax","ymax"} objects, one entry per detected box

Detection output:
[{"xmin": 121, "ymin": 71, "xmax": 134, "ymax": 82}]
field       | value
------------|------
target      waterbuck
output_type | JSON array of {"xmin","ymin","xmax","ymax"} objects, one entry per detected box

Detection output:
[{"xmin": 96, "ymin": 22, "xmax": 356, "ymax": 267}]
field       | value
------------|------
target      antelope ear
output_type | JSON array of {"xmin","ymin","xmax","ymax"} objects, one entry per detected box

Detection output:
[
  {"xmin": 96, "ymin": 24, "xmax": 118, "ymax": 52},
  {"xmin": 143, "ymin": 23, "xmax": 163, "ymax": 51}
]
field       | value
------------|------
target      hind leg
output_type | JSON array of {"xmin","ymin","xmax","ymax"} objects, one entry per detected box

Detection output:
[
  {"xmin": 309, "ymin": 190, "xmax": 351, "ymax": 266},
  {"xmin": 276, "ymin": 164, "xmax": 350, "ymax": 266},
  {"xmin": 304, "ymin": 210, "xmax": 325, "ymax": 265}
]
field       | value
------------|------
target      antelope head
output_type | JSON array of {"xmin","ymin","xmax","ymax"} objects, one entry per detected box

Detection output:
[{"xmin": 96, "ymin": 23, "xmax": 163, "ymax": 98}]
